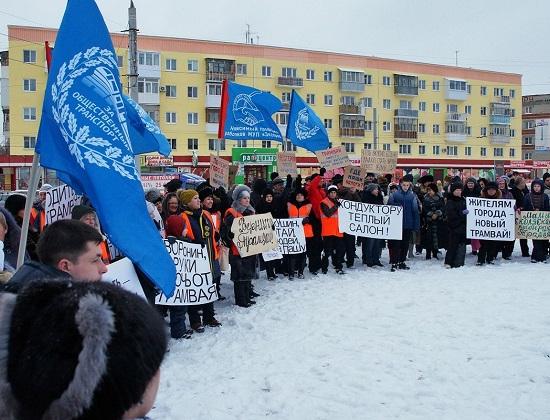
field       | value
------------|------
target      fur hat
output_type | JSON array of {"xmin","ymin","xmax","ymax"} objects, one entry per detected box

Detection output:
[
  {"xmin": 418, "ymin": 174, "xmax": 434, "ymax": 184},
  {"xmin": 0, "ymin": 280, "xmax": 167, "ymax": 420},
  {"xmin": 331, "ymin": 174, "xmax": 344, "ymax": 185},
  {"xmin": 450, "ymin": 182, "xmax": 464, "ymax": 193},
  {"xmin": 145, "ymin": 188, "xmax": 163, "ymax": 204},
  {"xmin": 497, "ymin": 176, "xmax": 510, "ymax": 186},
  {"xmin": 485, "ymin": 181, "xmax": 498, "ymax": 191},
  {"xmin": 270, "ymin": 172, "xmax": 280, "ymax": 181},
  {"xmin": 199, "ymin": 187, "xmax": 214, "ymax": 202},
  {"xmin": 262, "ymin": 188, "xmax": 274, "ymax": 197},
  {"xmin": 531, "ymin": 179, "xmax": 544, "ymax": 192},
  {"xmin": 71, "ymin": 205, "xmax": 96, "ymax": 221},
  {"xmin": 427, "ymin": 183, "xmax": 439, "ymax": 194},
  {"xmin": 366, "ymin": 183, "xmax": 379, "ymax": 193},
  {"xmin": 176, "ymin": 189, "xmax": 198, "ymax": 207},
  {"xmin": 271, "ymin": 177, "xmax": 284, "ymax": 187},
  {"xmin": 4, "ymin": 194, "xmax": 26, "ymax": 219},
  {"xmin": 466, "ymin": 177, "xmax": 477, "ymax": 184},
  {"xmin": 163, "ymin": 178, "xmax": 182, "ymax": 193},
  {"xmin": 290, "ymin": 187, "xmax": 308, "ymax": 203},
  {"xmin": 401, "ymin": 174, "xmax": 414, "ymax": 183},
  {"xmin": 165, "ymin": 214, "xmax": 185, "ymax": 237},
  {"xmin": 327, "ymin": 185, "xmax": 338, "ymax": 193},
  {"xmin": 232, "ymin": 184, "xmax": 252, "ymax": 202}
]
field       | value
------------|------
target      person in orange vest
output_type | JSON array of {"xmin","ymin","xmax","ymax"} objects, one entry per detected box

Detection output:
[
  {"xmin": 178, "ymin": 189, "xmax": 222, "ymax": 330},
  {"xmin": 30, "ymin": 183, "xmax": 52, "ymax": 234},
  {"xmin": 320, "ymin": 185, "xmax": 345, "ymax": 275},
  {"xmin": 287, "ymin": 187, "xmax": 314, "ymax": 279},
  {"xmin": 223, "ymin": 185, "xmax": 257, "ymax": 307},
  {"xmin": 71, "ymin": 205, "xmax": 111, "ymax": 264}
]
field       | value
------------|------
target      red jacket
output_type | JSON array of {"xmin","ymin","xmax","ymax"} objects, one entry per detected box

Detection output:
[{"xmin": 306, "ymin": 175, "xmax": 326, "ymax": 220}]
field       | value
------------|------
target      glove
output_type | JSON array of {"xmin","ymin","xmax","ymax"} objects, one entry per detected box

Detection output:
[
  {"xmin": 302, "ymin": 217, "xmax": 310, "ymax": 225},
  {"xmin": 462, "ymin": 209, "xmax": 469, "ymax": 215},
  {"xmin": 228, "ymin": 231, "xmax": 235, "ymax": 239},
  {"xmin": 320, "ymin": 167, "xmax": 326, "ymax": 176},
  {"xmin": 272, "ymin": 223, "xmax": 276, "ymax": 230},
  {"xmin": 200, "ymin": 242, "xmax": 206, "ymax": 249},
  {"xmin": 335, "ymin": 200, "xmax": 341, "ymax": 207}
]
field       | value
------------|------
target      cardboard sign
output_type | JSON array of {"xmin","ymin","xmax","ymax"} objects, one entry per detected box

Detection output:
[
  {"xmin": 342, "ymin": 166, "xmax": 366, "ymax": 189},
  {"xmin": 262, "ymin": 249, "xmax": 283, "ymax": 261},
  {"xmin": 156, "ymin": 239, "xmax": 218, "ymax": 306},
  {"xmin": 466, "ymin": 197, "xmax": 516, "ymax": 241},
  {"xmin": 516, "ymin": 211, "xmax": 550, "ymax": 239},
  {"xmin": 274, "ymin": 218, "xmax": 306, "ymax": 254},
  {"xmin": 361, "ymin": 149, "xmax": 398, "ymax": 174},
  {"xmin": 315, "ymin": 146, "xmax": 350, "ymax": 171},
  {"xmin": 209, "ymin": 155, "xmax": 230, "ymax": 190},
  {"xmin": 338, "ymin": 199, "xmax": 403, "ymax": 239},
  {"xmin": 141, "ymin": 174, "xmax": 178, "ymax": 190},
  {"xmin": 102, "ymin": 257, "xmax": 146, "ymax": 300},
  {"xmin": 144, "ymin": 155, "xmax": 174, "ymax": 167},
  {"xmin": 228, "ymin": 165, "xmax": 239, "ymax": 187},
  {"xmin": 276, "ymin": 151, "xmax": 298, "ymax": 176},
  {"xmin": 45, "ymin": 184, "xmax": 81, "ymax": 225},
  {"xmin": 230, "ymin": 213, "xmax": 278, "ymax": 257}
]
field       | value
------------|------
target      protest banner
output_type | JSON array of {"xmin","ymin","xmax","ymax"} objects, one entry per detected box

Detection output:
[
  {"xmin": 516, "ymin": 211, "xmax": 550, "ymax": 239},
  {"xmin": 466, "ymin": 197, "xmax": 516, "ymax": 240},
  {"xmin": 209, "ymin": 154, "xmax": 230, "ymax": 190},
  {"xmin": 156, "ymin": 239, "xmax": 218, "ymax": 306},
  {"xmin": 140, "ymin": 174, "xmax": 178, "ymax": 190},
  {"xmin": 231, "ymin": 213, "xmax": 278, "ymax": 257},
  {"xmin": 262, "ymin": 249, "xmax": 283, "ymax": 261},
  {"xmin": 276, "ymin": 151, "xmax": 298, "ymax": 176},
  {"xmin": 45, "ymin": 184, "xmax": 81, "ymax": 225},
  {"xmin": 361, "ymin": 149, "xmax": 399, "ymax": 174},
  {"xmin": 342, "ymin": 166, "xmax": 366, "ymax": 189},
  {"xmin": 315, "ymin": 146, "xmax": 350, "ymax": 170},
  {"xmin": 102, "ymin": 257, "xmax": 146, "ymax": 300},
  {"xmin": 338, "ymin": 199, "xmax": 403, "ymax": 239},
  {"xmin": 274, "ymin": 218, "xmax": 306, "ymax": 254}
]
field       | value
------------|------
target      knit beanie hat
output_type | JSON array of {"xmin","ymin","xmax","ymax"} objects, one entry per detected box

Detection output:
[
  {"xmin": 145, "ymin": 188, "xmax": 162, "ymax": 204},
  {"xmin": 163, "ymin": 178, "xmax": 182, "ymax": 193},
  {"xmin": 38, "ymin": 183, "xmax": 53, "ymax": 193},
  {"xmin": 270, "ymin": 172, "xmax": 279, "ymax": 181},
  {"xmin": 271, "ymin": 177, "xmax": 284, "ymax": 187},
  {"xmin": 165, "ymin": 214, "xmax": 185, "ymax": 237},
  {"xmin": 485, "ymin": 181, "xmax": 498, "ymax": 191},
  {"xmin": 4, "ymin": 194, "xmax": 26, "ymax": 219},
  {"xmin": 427, "ymin": 183, "xmax": 439, "ymax": 194},
  {"xmin": 466, "ymin": 177, "xmax": 476, "ymax": 184},
  {"xmin": 176, "ymin": 189, "xmax": 198, "ymax": 207},
  {"xmin": 327, "ymin": 185, "xmax": 338, "ymax": 193},
  {"xmin": 71, "ymin": 204, "xmax": 96, "ymax": 221},
  {"xmin": 199, "ymin": 187, "xmax": 214, "ymax": 202},
  {"xmin": 232, "ymin": 185, "xmax": 252, "ymax": 202},
  {"xmin": 450, "ymin": 182, "xmax": 464, "ymax": 193},
  {"xmin": 366, "ymin": 183, "xmax": 379, "ymax": 193},
  {"xmin": 401, "ymin": 174, "xmax": 414, "ymax": 183},
  {"xmin": 0, "ymin": 280, "xmax": 167, "ymax": 420}
]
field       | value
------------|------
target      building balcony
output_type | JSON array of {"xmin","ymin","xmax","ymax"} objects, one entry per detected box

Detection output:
[
  {"xmin": 338, "ymin": 81, "xmax": 364, "ymax": 93},
  {"xmin": 394, "ymin": 109, "xmax": 418, "ymax": 118},
  {"xmin": 205, "ymin": 94, "xmax": 221, "ymax": 108},
  {"xmin": 206, "ymin": 71, "xmax": 235, "ymax": 83},
  {"xmin": 339, "ymin": 104, "xmax": 361, "ymax": 114},
  {"xmin": 280, "ymin": 102, "xmax": 290, "ymax": 111},
  {"xmin": 277, "ymin": 77, "xmax": 303, "ymax": 88},
  {"xmin": 138, "ymin": 92, "xmax": 160, "ymax": 105},
  {"xmin": 446, "ymin": 133, "xmax": 467, "ymax": 143},
  {"xmin": 339, "ymin": 128, "xmax": 365, "ymax": 137},
  {"xmin": 394, "ymin": 85, "xmax": 418, "ymax": 96},
  {"xmin": 490, "ymin": 134, "xmax": 511, "ymax": 145},
  {"xmin": 206, "ymin": 123, "xmax": 218, "ymax": 134},
  {"xmin": 394, "ymin": 130, "xmax": 418, "ymax": 140},
  {"xmin": 498, "ymin": 95, "xmax": 511, "ymax": 104},
  {"xmin": 490, "ymin": 115, "xmax": 511, "ymax": 125},
  {"xmin": 446, "ymin": 112, "xmax": 467, "ymax": 122}
]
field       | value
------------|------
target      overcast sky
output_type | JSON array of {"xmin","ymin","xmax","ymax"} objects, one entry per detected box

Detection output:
[{"xmin": 1, "ymin": 0, "xmax": 549, "ymax": 95}]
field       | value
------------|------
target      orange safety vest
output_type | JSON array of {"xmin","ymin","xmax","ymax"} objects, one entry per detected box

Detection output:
[
  {"xmin": 320, "ymin": 197, "xmax": 342, "ymax": 238},
  {"xmin": 30, "ymin": 208, "xmax": 46, "ymax": 233},
  {"xmin": 287, "ymin": 202, "xmax": 313, "ymax": 238},
  {"xmin": 181, "ymin": 211, "xmax": 219, "ymax": 260},
  {"xmin": 224, "ymin": 207, "xmax": 242, "ymax": 256},
  {"xmin": 100, "ymin": 240, "xmax": 111, "ymax": 264}
]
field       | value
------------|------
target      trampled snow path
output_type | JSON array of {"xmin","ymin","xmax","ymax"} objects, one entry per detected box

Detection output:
[{"xmin": 153, "ymin": 251, "xmax": 550, "ymax": 420}]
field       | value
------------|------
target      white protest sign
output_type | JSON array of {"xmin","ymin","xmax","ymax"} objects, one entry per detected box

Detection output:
[
  {"xmin": 466, "ymin": 197, "xmax": 516, "ymax": 241},
  {"xmin": 277, "ymin": 151, "xmax": 298, "ymax": 176},
  {"xmin": 45, "ymin": 184, "xmax": 81, "ymax": 225},
  {"xmin": 102, "ymin": 257, "xmax": 146, "ymax": 300},
  {"xmin": 342, "ymin": 166, "xmax": 366, "ymax": 189},
  {"xmin": 338, "ymin": 199, "xmax": 403, "ymax": 239},
  {"xmin": 516, "ymin": 211, "xmax": 550, "ymax": 240},
  {"xmin": 315, "ymin": 146, "xmax": 350, "ymax": 171},
  {"xmin": 274, "ymin": 218, "xmax": 306, "ymax": 254},
  {"xmin": 231, "ymin": 213, "xmax": 278, "ymax": 257},
  {"xmin": 262, "ymin": 249, "xmax": 283, "ymax": 261},
  {"xmin": 141, "ymin": 174, "xmax": 178, "ymax": 190},
  {"xmin": 209, "ymin": 154, "xmax": 230, "ymax": 190},
  {"xmin": 155, "ymin": 239, "xmax": 218, "ymax": 306},
  {"xmin": 361, "ymin": 149, "xmax": 399, "ymax": 174}
]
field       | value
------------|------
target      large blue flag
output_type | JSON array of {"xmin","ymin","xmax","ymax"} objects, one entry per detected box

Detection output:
[
  {"xmin": 36, "ymin": 0, "xmax": 175, "ymax": 296},
  {"xmin": 218, "ymin": 80, "xmax": 283, "ymax": 141},
  {"xmin": 286, "ymin": 90, "xmax": 330, "ymax": 152}
]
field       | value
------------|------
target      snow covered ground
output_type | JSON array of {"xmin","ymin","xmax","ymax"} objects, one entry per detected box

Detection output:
[{"xmin": 153, "ymin": 249, "xmax": 550, "ymax": 420}]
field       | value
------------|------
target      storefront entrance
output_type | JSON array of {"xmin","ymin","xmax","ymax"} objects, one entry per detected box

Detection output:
[{"xmin": 244, "ymin": 165, "xmax": 268, "ymax": 185}]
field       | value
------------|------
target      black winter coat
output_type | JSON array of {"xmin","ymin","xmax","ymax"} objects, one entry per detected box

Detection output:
[{"xmin": 445, "ymin": 195, "xmax": 467, "ymax": 243}]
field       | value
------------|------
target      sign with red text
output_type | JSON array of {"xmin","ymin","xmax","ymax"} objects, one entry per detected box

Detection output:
[
  {"xmin": 315, "ymin": 146, "xmax": 350, "ymax": 170},
  {"xmin": 342, "ymin": 166, "xmax": 366, "ymax": 189},
  {"xmin": 209, "ymin": 155, "xmax": 230, "ymax": 190},
  {"xmin": 361, "ymin": 149, "xmax": 398, "ymax": 174},
  {"xmin": 276, "ymin": 151, "xmax": 298, "ymax": 176}
]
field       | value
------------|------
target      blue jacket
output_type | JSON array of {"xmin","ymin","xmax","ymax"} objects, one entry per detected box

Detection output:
[
  {"xmin": 388, "ymin": 187, "xmax": 420, "ymax": 231},
  {"xmin": 2, "ymin": 261, "xmax": 70, "ymax": 293}
]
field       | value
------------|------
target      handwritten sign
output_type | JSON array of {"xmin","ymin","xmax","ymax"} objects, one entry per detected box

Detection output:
[
  {"xmin": 516, "ymin": 211, "xmax": 550, "ymax": 239},
  {"xmin": 209, "ymin": 155, "xmax": 230, "ymax": 190},
  {"xmin": 315, "ymin": 146, "xmax": 350, "ymax": 171},
  {"xmin": 277, "ymin": 151, "xmax": 298, "ymax": 176},
  {"xmin": 102, "ymin": 257, "xmax": 146, "ymax": 300},
  {"xmin": 342, "ymin": 166, "xmax": 366, "ymax": 189},
  {"xmin": 338, "ymin": 199, "xmax": 403, "ymax": 239},
  {"xmin": 274, "ymin": 218, "xmax": 306, "ymax": 254},
  {"xmin": 466, "ymin": 198, "xmax": 516, "ymax": 240},
  {"xmin": 230, "ymin": 213, "xmax": 278, "ymax": 257},
  {"xmin": 361, "ymin": 149, "xmax": 398, "ymax": 174},
  {"xmin": 45, "ymin": 184, "xmax": 81, "ymax": 225}
]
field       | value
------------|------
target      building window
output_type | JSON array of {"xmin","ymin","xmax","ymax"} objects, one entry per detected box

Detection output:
[
  {"xmin": 418, "ymin": 145, "xmax": 426, "ymax": 155},
  {"xmin": 524, "ymin": 106, "xmax": 533, "ymax": 114},
  {"xmin": 509, "ymin": 148, "xmax": 515, "ymax": 158},
  {"xmin": 137, "ymin": 78, "xmax": 159, "ymax": 94},
  {"xmin": 324, "ymin": 95, "xmax": 333, "ymax": 106},
  {"xmin": 117, "ymin": 55, "xmax": 124, "ymax": 67},
  {"xmin": 23, "ymin": 49, "xmax": 36, "ymax": 63},
  {"xmin": 383, "ymin": 99, "xmax": 391, "ymax": 110},
  {"xmin": 510, "ymin": 89, "xmax": 515, "ymax": 98},
  {"xmin": 480, "ymin": 106, "xmax": 487, "ymax": 116},
  {"xmin": 383, "ymin": 121, "xmax": 391, "ymax": 132},
  {"xmin": 138, "ymin": 52, "xmax": 160, "ymax": 66},
  {"xmin": 524, "ymin": 136, "xmax": 534, "ymax": 145},
  {"xmin": 236, "ymin": 63, "xmax": 247, "ymax": 75},
  {"xmin": 510, "ymin": 129, "xmax": 515, "ymax": 137},
  {"xmin": 187, "ymin": 59, "xmax": 198, "ymax": 72},
  {"xmin": 285, "ymin": 141, "xmax": 297, "ymax": 151},
  {"xmin": 419, "ymin": 80, "xmax": 426, "ymax": 90},
  {"xmin": 447, "ymin": 104, "xmax": 458, "ymax": 113},
  {"xmin": 237, "ymin": 140, "xmax": 248, "ymax": 147},
  {"xmin": 165, "ymin": 85, "xmax": 177, "ymax": 98},
  {"xmin": 306, "ymin": 69, "xmax": 315, "ymax": 80},
  {"xmin": 324, "ymin": 71, "xmax": 333, "ymax": 82},
  {"xmin": 480, "ymin": 86, "xmax": 487, "ymax": 96},
  {"xmin": 481, "ymin": 147, "xmax": 487, "ymax": 157},
  {"xmin": 207, "ymin": 84, "xmax": 222, "ymax": 96},
  {"xmin": 262, "ymin": 141, "xmax": 271, "ymax": 148},
  {"xmin": 466, "ymin": 126, "xmax": 472, "ymax": 135},
  {"xmin": 23, "ymin": 107, "xmax": 36, "ymax": 121},
  {"xmin": 432, "ymin": 81, "xmax": 440, "ymax": 91},
  {"xmin": 364, "ymin": 74, "xmax": 372, "ymax": 85},
  {"xmin": 206, "ymin": 109, "xmax": 220, "ymax": 124},
  {"xmin": 341, "ymin": 96, "xmax": 355, "ymax": 106},
  {"xmin": 433, "ymin": 145, "xmax": 440, "ymax": 155},
  {"xmin": 343, "ymin": 143, "xmax": 355, "ymax": 153},
  {"xmin": 187, "ymin": 138, "xmax": 198, "ymax": 150},
  {"xmin": 262, "ymin": 65, "xmax": 271, "ymax": 77},
  {"xmin": 167, "ymin": 138, "xmax": 177, "ymax": 150},
  {"xmin": 166, "ymin": 58, "xmax": 177, "ymax": 71},
  {"xmin": 275, "ymin": 112, "xmax": 288, "ymax": 126},
  {"xmin": 362, "ymin": 97, "xmax": 373, "ymax": 108},
  {"xmin": 364, "ymin": 121, "xmax": 373, "ymax": 131},
  {"xmin": 524, "ymin": 151, "xmax": 533, "ymax": 160},
  {"xmin": 165, "ymin": 112, "xmax": 177, "ymax": 124},
  {"xmin": 433, "ymin": 103, "xmax": 440, "ymax": 113},
  {"xmin": 382, "ymin": 76, "xmax": 391, "ymax": 86},
  {"xmin": 467, "ymin": 84, "xmax": 471, "ymax": 94},
  {"xmin": 510, "ymin": 109, "xmax": 516, "ymax": 117},
  {"xmin": 282, "ymin": 67, "xmax": 297, "ymax": 78},
  {"xmin": 187, "ymin": 86, "xmax": 198, "ymax": 98},
  {"xmin": 419, "ymin": 101, "xmax": 426, "ymax": 112},
  {"xmin": 465, "ymin": 105, "xmax": 472, "ymax": 114},
  {"xmin": 306, "ymin": 94, "xmax": 315, "ymax": 105},
  {"xmin": 324, "ymin": 119, "xmax": 333, "ymax": 129},
  {"xmin": 363, "ymin": 143, "xmax": 373, "ymax": 150},
  {"xmin": 281, "ymin": 92, "xmax": 291, "ymax": 103},
  {"xmin": 208, "ymin": 139, "xmax": 226, "ymax": 151},
  {"xmin": 465, "ymin": 146, "xmax": 472, "ymax": 156},
  {"xmin": 399, "ymin": 144, "xmax": 411, "ymax": 154},
  {"xmin": 480, "ymin": 127, "xmax": 487, "ymax": 137},
  {"xmin": 383, "ymin": 143, "xmax": 391, "ymax": 151},
  {"xmin": 447, "ymin": 146, "xmax": 458, "ymax": 156},
  {"xmin": 23, "ymin": 79, "xmax": 36, "ymax": 92},
  {"xmin": 23, "ymin": 136, "xmax": 36, "ymax": 149},
  {"xmin": 433, "ymin": 124, "xmax": 440, "ymax": 134},
  {"xmin": 418, "ymin": 123, "xmax": 426, "ymax": 133},
  {"xmin": 494, "ymin": 147, "xmax": 503, "ymax": 157},
  {"xmin": 493, "ymin": 87, "xmax": 504, "ymax": 96},
  {"xmin": 449, "ymin": 80, "xmax": 467, "ymax": 91},
  {"xmin": 187, "ymin": 112, "xmax": 199, "ymax": 125}
]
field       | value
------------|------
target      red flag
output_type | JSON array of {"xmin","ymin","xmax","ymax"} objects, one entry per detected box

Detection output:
[
  {"xmin": 45, "ymin": 41, "xmax": 53, "ymax": 70},
  {"xmin": 217, "ymin": 79, "xmax": 229, "ymax": 139}
]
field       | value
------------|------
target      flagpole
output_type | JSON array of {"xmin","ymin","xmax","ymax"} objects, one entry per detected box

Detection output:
[{"xmin": 17, "ymin": 154, "xmax": 41, "ymax": 268}]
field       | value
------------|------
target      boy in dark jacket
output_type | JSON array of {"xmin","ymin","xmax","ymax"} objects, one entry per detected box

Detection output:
[{"xmin": 445, "ymin": 183, "xmax": 468, "ymax": 268}]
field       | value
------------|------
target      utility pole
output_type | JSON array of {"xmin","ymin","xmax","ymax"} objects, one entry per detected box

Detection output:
[
  {"xmin": 455, "ymin": 50, "xmax": 459, "ymax": 67},
  {"xmin": 373, "ymin": 107, "xmax": 378, "ymax": 150},
  {"xmin": 128, "ymin": 1, "xmax": 140, "ymax": 174}
]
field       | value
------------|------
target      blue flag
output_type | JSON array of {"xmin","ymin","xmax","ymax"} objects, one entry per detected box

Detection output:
[
  {"xmin": 36, "ymin": 0, "xmax": 175, "ymax": 296},
  {"xmin": 286, "ymin": 90, "xmax": 330, "ymax": 152},
  {"xmin": 219, "ymin": 80, "xmax": 283, "ymax": 141}
]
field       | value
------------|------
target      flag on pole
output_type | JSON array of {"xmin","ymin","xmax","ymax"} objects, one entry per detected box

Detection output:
[
  {"xmin": 35, "ymin": 0, "xmax": 175, "ymax": 296},
  {"xmin": 286, "ymin": 90, "xmax": 330, "ymax": 152},
  {"xmin": 218, "ymin": 80, "xmax": 283, "ymax": 141}
]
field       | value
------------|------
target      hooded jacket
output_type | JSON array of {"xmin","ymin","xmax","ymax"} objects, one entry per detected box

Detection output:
[{"xmin": 388, "ymin": 186, "xmax": 420, "ymax": 231}]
